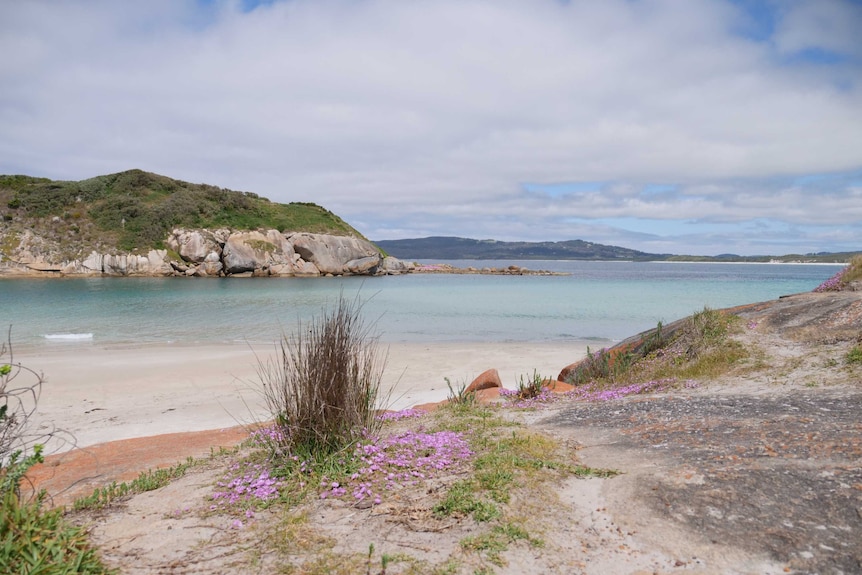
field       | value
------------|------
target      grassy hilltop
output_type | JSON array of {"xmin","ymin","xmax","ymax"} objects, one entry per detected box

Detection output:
[{"xmin": 0, "ymin": 169, "xmax": 363, "ymax": 257}]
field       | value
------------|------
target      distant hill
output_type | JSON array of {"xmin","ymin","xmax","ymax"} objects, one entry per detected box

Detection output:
[
  {"xmin": 374, "ymin": 236, "xmax": 668, "ymax": 261},
  {"xmin": 376, "ymin": 236, "xmax": 860, "ymax": 263},
  {"xmin": 0, "ymin": 169, "xmax": 363, "ymax": 255}
]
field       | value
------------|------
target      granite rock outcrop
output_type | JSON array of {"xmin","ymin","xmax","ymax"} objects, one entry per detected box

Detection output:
[{"xmin": 0, "ymin": 228, "xmax": 411, "ymax": 278}]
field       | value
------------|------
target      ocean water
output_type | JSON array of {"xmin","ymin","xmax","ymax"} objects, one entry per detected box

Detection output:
[{"xmin": 0, "ymin": 260, "xmax": 843, "ymax": 348}]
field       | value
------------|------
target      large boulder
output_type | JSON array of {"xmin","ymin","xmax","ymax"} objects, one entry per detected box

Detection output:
[
  {"xmin": 346, "ymin": 256, "xmax": 380, "ymax": 275},
  {"xmin": 289, "ymin": 233, "xmax": 380, "ymax": 275},
  {"xmin": 294, "ymin": 260, "xmax": 320, "ymax": 276},
  {"xmin": 199, "ymin": 251, "xmax": 224, "ymax": 276},
  {"xmin": 381, "ymin": 256, "xmax": 410, "ymax": 274},
  {"xmin": 166, "ymin": 229, "xmax": 222, "ymax": 264},
  {"xmin": 222, "ymin": 231, "xmax": 296, "ymax": 275},
  {"xmin": 465, "ymin": 369, "xmax": 503, "ymax": 393}
]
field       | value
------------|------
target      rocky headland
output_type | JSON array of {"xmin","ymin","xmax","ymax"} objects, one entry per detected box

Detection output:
[{"xmin": 0, "ymin": 228, "xmax": 411, "ymax": 278}]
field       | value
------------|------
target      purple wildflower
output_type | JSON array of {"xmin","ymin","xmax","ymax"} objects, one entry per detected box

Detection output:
[
  {"xmin": 377, "ymin": 408, "xmax": 427, "ymax": 422},
  {"xmin": 814, "ymin": 267, "xmax": 847, "ymax": 292},
  {"xmin": 566, "ymin": 379, "xmax": 677, "ymax": 402},
  {"xmin": 318, "ymin": 430, "xmax": 473, "ymax": 504}
]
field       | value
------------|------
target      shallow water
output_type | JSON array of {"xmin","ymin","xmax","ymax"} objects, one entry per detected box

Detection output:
[{"xmin": 0, "ymin": 260, "xmax": 842, "ymax": 347}]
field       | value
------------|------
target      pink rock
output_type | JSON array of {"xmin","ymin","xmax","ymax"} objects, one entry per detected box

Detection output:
[
  {"xmin": 475, "ymin": 387, "xmax": 502, "ymax": 404},
  {"xmin": 542, "ymin": 379, "xmax": 575, "ymax": 393},
  {"xmin": 557, "ymin": 361, "xmax": 583, "ymax": 383}
]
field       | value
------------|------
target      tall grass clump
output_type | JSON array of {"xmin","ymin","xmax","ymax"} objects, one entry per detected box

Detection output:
[
  {"xmin": 566, "ymin": 346, "xmax": 633, "ymax": 385},
  {"xmin": 257, "ymin": 294, "xmax": 388, "ymax": 458}
]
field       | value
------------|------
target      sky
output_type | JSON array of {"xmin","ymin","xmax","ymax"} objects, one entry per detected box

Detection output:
[{"xmin": 1, "ymin": 0, "xmax": 861, "ymax": 256}]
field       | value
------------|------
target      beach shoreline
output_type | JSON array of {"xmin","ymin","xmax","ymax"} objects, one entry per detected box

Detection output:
[{"xmin": 22, "ymin": 341, "xmax": 587, "ymax": 453}]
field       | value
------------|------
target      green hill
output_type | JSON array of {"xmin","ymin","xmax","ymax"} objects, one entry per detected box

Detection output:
[{"xmin": 0, "ymin": 169, "xmax": 362, "ymax": 255}]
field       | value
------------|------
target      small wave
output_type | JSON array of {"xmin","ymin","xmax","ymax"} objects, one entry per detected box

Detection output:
[{"xmin": 44, "ymin": 333, "xmax": 94, "ymax": 341}]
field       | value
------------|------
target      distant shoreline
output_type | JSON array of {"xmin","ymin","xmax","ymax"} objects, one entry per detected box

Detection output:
[{"xmin": 411, "ymin": 262, "xmax": 568, "ymax": 275}]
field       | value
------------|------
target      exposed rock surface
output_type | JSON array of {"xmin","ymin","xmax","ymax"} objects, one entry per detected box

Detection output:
[
  {"xmin": 290, "ymin": 232, "xmax": 380, "ymax": 275},
  {"xmin": 0, "ymin": 228, "xmax": 409, "ymax": 278}
]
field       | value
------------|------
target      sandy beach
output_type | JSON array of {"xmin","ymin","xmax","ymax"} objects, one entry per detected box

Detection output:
[{"xmin": 21, "ymin": 341, "xmax": 587, "ymax": 452}]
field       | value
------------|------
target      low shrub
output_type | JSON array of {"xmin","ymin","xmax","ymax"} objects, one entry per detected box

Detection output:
[
  {"xmin": 1, "ymin": 490, "xmax": 109, "ymax": 575},
  {"xmin": 564, "ymin": 308, "xmax": 745, "ymax": 387},
  {"xmin": 565, "ymin": 346, "xmax": 633, "ymax": 385},
  {"xmin": 1, "ymin": 331, "xmax": 46, "ymax": 498},
  {"xmin": 1, "ymin": 330, "xmax": 111, "ymax": 574}
]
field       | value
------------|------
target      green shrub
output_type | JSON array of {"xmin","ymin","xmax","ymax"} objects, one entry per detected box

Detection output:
[
  {"xmin": 513, "ymin": 370, "xmax": 544, "ymax": 399},
  {"xmin": 1, "ymin": 335, "xmax": 46, "ymax": 499},
  {"xmin": 0, "ymin": 331, "xmax": 112, "ymax": 574},
  {"xmin": 843, "ymin": 255, "xmax": 862, "ymax": 285},
  {"xmin": 1, "ymin": 490, "xmax": 111, "ymax": 574},
  {"xmin": 847, "ymin": 345, "xmax": 862, "ymax": 365},
  {"xmin": 565, "ymin": 346, "xmax": 633, "ymax": 385},
  {"xmin": 564, "ymin": 309, "xmax": 746, "ymax": 386},
  {"xmin": 445, "ymin": 377, "xmax": 476, "ymax": 406}
]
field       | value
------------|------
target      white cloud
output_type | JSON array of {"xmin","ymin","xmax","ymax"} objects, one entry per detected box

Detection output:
[
  {"xmin": 0, "ymin": 0, "xmax": 861, "ymax": 255},
  {"xmin": 774, "ymin": 0, "xmax": 862, "ymax": 58}
]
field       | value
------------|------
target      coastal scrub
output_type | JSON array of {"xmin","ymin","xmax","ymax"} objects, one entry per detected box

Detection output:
[{"xmin": 814, "ymin": 255, "xmax": 862, "ymax": 292}]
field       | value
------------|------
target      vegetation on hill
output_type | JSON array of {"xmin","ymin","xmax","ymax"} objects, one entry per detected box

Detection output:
[
  {"xmin": 0, "ymin": 169, "xmax": 362, "ymax": 254},
  {"xmin": 376, "ymin": 236, "xmax": 860, "ymax": 263}
]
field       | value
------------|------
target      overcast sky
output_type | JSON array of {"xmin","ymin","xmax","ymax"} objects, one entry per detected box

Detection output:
[{"xmin": 2, "ymin": 0, "xmax": 861, "ymax": 256}]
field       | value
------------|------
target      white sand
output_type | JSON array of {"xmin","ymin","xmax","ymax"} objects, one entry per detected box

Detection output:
[{"xmin": 20, "ymin": 341, "xmax": 587, "ymax": 451}]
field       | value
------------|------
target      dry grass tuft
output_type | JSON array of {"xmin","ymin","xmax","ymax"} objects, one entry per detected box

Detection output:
[{"xmin": 256, "ymin": 293, "xmax": 388, "ymax": 457}]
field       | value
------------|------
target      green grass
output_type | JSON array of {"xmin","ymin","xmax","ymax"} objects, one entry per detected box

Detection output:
[
  {"xmin": 566, "ymin": 307, "xmax": 749, "ymax": 387},
  {"xmin": 444, "ymin": 377, "xmax": 477, "ymax": 408},
  {"xmin": 841, "ymin": 255, "xmax": 862, "ymax": 285},
  {"xmin": 846, "ymin": 345, "xmax": 862, "ymax": 365},
  {"xmin": 433, "ymin": 479, "xmax": 501, "ymax": 522},
  {"xmin": 423, "ymin": 404, "xmax": 615, "ymax": 570},
  {"xmin": 73, "ymin": 456, "xmax": 200, "ymax": 511},
  {"xmin": 460, "ymin": 523, "xmax": 544, "ymax": 568}
]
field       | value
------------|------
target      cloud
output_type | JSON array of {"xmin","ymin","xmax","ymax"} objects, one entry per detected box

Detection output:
[{"xmin": 1, "ymin": 0, "xmax": 860, "ymax": 255}]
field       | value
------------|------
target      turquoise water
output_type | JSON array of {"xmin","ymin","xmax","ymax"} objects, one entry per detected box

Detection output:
[{"xmin": 0, "ymin": 261, "xmax": 843, "ymax": 347}]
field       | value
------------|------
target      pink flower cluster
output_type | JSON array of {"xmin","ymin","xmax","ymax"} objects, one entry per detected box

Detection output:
[
  {"xmin": 499, "ymin": 387, "xmax": 559, "ymax": 408},
  {"xmin": 377, "ymin": 408, "xmax": 427, "ymax": 422},
  {"xmin": 813, "ymin": 267, "xmax": 847, "ymax": 292},
  {"xmin": 319, "ymin": 430, "xmax": 473, "ymax": 504},
  {"xmin": 211, "ymin": 461, "xmax": 282, "ymax": 510},
  {"xmin": 566, "ymin": 378, "xmax": 683, "ymax": 401},
  {"xmin": 249, "ymin": 425, "xmax": 286, "ymax": 446}
]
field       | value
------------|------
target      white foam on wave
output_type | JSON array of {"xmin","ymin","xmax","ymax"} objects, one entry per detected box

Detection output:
[{"xmin": 44, "ymin": 333, "xmax": 94, "ymax": 341}]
